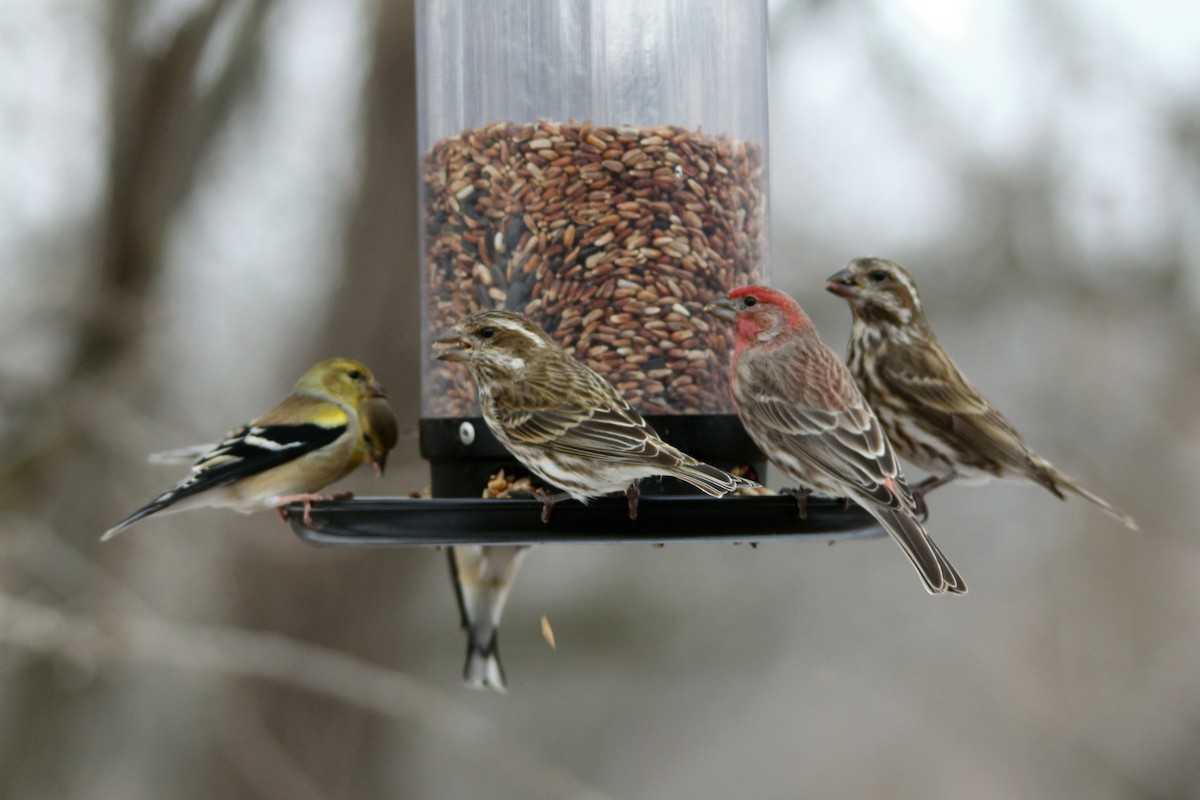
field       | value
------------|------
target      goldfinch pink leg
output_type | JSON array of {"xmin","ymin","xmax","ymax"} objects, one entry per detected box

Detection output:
[{"xmin": 276, "ymin": 492, "xmax": 354, "ymax": 526}]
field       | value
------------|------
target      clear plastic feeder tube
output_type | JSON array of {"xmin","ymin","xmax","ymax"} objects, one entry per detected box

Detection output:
[{"xmin": 418, "ymin": 0, "xmax": 769, "ymax": 418}]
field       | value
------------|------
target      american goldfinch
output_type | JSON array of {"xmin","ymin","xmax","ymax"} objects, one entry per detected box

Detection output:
[
  {"xmin": 357, "ymin": 395, "xmax": 399, "ymax": 477},
  {"xmin": 105, "ymin": 358, "xmax": 390, "ymax": 540},
  {"xmin": 147, "ymin": 394, "xmax": 400, "ymax": 479}
]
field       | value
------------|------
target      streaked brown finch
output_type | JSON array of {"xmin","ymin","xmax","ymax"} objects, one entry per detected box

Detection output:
[
  {"xmin": 434, "ymin": 310, "xmax": 757, "ymax": 691},
  {"xmin": 827, "ymin": 257, "xmax": 1136, "ymax": 529},
  {"xmin": 433, "ymin": 309, "xmax": 758, "ymax": 519}
]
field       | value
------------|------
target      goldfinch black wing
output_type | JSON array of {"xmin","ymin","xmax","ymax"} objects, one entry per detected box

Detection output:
[{"xmin": 105, "ymin": 404, "xmax": 350, "ymax": 538}]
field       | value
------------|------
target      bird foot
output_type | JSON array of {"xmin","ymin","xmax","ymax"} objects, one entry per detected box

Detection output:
[
  {"xmin": 910, "ymin": 472, "xmax": 956, "ymax": 522},
  {"xmin": 276, "ymin": 492, "xmax": 353, "ymax": 526},
  {"xmin": 626, "ymin": 481, "xmax": 640, "ymax": 521},
  {"xmin": 912, "ymin": 494, "xmax": 930, "ymax": 522},
  {"xmin": 532, "ymin": 489, "xmax": 571, "ymax": 523},
  {"xmin": 780, "ymin": 487, "xmax": 812, "ymax": 519}
]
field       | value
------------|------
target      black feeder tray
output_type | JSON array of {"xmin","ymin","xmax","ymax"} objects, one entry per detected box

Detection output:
[
  {"xmin": 287, "ymin": 415, "xmax": 886, "ymax": 547},
  {"xmin": 287, "ymin": 494, "xmax": 885, "ymax": 546}
]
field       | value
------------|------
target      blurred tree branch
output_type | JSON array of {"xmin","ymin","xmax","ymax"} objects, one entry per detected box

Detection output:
[
  {"xmin": 1, "ymin": 1, "xmax": 273, "ymax": 486},
  {"xmin": 87, "ymin": 0, "xmax": 272, "ymax": 376},
  {"xmin": 319, "ymin": 0, "xmax": 420, "ymax": 399},
  {"xmin": 0, "ymin": 591, "xmax": 613, "ymax": 800}
]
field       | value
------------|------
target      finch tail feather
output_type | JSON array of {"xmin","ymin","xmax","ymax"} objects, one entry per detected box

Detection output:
[
  {"xmin": 102, "ymin": 496, "xmax": 177, "ymax": 541},
  {"xmin": 668, "ymin": 462, "xmax": 757, "ymax": 497},
  {"xmin": 926, "ymin": 536, "xmax": 967, "ymax": 594},
  {"xmin": 868, "ymin": 503, "xmax": 966, "ymax": 594},
  {"xmin": 463, "ymin": 634, "xmax": 507, "ymax": 693},
  {"xmin": 104, "ymin": 476, "xmax": 221, "ymax": 541},
  {"xmin": 448, "ymin": 546, "xmax": 525, "ymax": 693},
  {"xmin": 1045, "ymin": 465, "xmax": 1138, "ymax": 531}
]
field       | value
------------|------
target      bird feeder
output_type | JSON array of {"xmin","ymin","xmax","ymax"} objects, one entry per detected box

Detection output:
[
  {"xmin": 289, "ymin": 0, "xmax": 883, "ymax": 544},
  {"xmin": 418, "ymin": 0, "xmax": 770, "ymax": 497}
]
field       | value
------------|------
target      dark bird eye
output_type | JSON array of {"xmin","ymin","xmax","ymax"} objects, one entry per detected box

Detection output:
[
  {"xmin": 479, "ymin": 326, "xmax": 496, "ymax": 339},
  {"xmin": 347, "ymin": 369, "xmax": 364, "ymax": 380},
  {"xmin": 743, "ymin": 296, "xmax": 757, "ymax": 307},
  {"xmin": 868, "ymin": 270, "xmax": 888, "ymax": 283}
]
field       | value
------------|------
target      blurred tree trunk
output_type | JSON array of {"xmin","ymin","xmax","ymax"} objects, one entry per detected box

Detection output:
[
  {"xmin": 230, "ymin": 3, "xmax": 433, "ymax": 797},
  {"xmin": 1, "ymin": 2, "xmax": 271, "ymax": 797},
  {"xmin": 89, "ymin": 0, "xmax": 271, "ymax": 377},
  {"xmin": 319, "ymin": 0, "xmax": 421, "ymax": 402}
]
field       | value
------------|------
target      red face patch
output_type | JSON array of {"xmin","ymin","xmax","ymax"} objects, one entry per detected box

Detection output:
[{"xmin": 734, "ymin": 312, "xmax": 761, "ymax": 345}]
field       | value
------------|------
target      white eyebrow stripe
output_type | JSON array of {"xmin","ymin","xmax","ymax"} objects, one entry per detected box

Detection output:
[{"xmin": 487, "ymin": 316, "xmax": 547, "ymax": 348}]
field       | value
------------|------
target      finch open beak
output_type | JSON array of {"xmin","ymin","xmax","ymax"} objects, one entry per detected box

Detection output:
[
  {"xmin": 433, "ymin": 334, "xmax": 470, "ymax": 362},
  {"xmin": 825, "ymin": 269, "xmax": 860, "ymax": 299},
  {"xmin": 704, "ymin": 298, "xmax": 739, "ymax": 323}
]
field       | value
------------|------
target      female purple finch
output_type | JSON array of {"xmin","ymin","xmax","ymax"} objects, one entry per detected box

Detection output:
[
  {"xmin": 435, "ymin": 309, "xmax": 758, "ymax": 690},
  {"xmin": 434, "ymin": 309, "xmax": 756, "ymax": 520},
  {"xmin": 826, "ymin": 257, "xmax": 1136, "ymax": 529}
]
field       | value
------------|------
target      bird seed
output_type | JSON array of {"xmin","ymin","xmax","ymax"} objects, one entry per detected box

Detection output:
[{"xmin": 423, "ymin": 120, "xmax": 766, "ymax": 417}]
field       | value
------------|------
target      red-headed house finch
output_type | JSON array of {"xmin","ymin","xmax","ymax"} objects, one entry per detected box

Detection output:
[
  {"xmin": 433, "ymin": 310, "xmax": 758, "ymax": 520},
  {"xmin": 826, "ymin": 257, "xmax": 1137, "ymax": 529},
  {"xmin": 706, "ymin": 287, "xmax": 966, "ymax": 594},
  {"xmin": 448, "ymin": 545, "xmax": 529, "ymax": 692},
  {"xmin": 105, "ymin": 359, "xmax": 391, "ymax": 538}
]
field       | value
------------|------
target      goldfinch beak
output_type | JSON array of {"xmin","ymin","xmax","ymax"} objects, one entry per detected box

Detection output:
[
  {"xmin": 825, "ymin": 269, "xmax": 860, "ymax": 298},
  {"xmin": 704, "ymin": 298, "xmax": 739, "ymax": 323},
  {"xmin": 371, "ymin": 454, "xmax": 388, "ymax": 477},
  {"xmin": 365, "ymin": 380, "xmax": 387, "ymax": 399},
  {"xmin": 433, "ymin": 334, "xmax": 470, "ymax": 362}
]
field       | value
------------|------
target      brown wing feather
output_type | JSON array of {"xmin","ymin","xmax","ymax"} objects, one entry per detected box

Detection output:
[
  {"xmin": 880, "ymin": 339, "xmax": 1059, "ymax": 489},
  {"xmin": 491, "ymin": 352, "xmax": 673, "ymax": 465},
  {"xmin": 740, "ymin": 344, "xmax": 912, "ymax": 508}
]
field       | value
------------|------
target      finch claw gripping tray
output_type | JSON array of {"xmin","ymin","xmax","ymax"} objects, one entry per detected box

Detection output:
[{"xmin": 288, "ymin": 0, "xmax": 883, "ymax": 545}]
